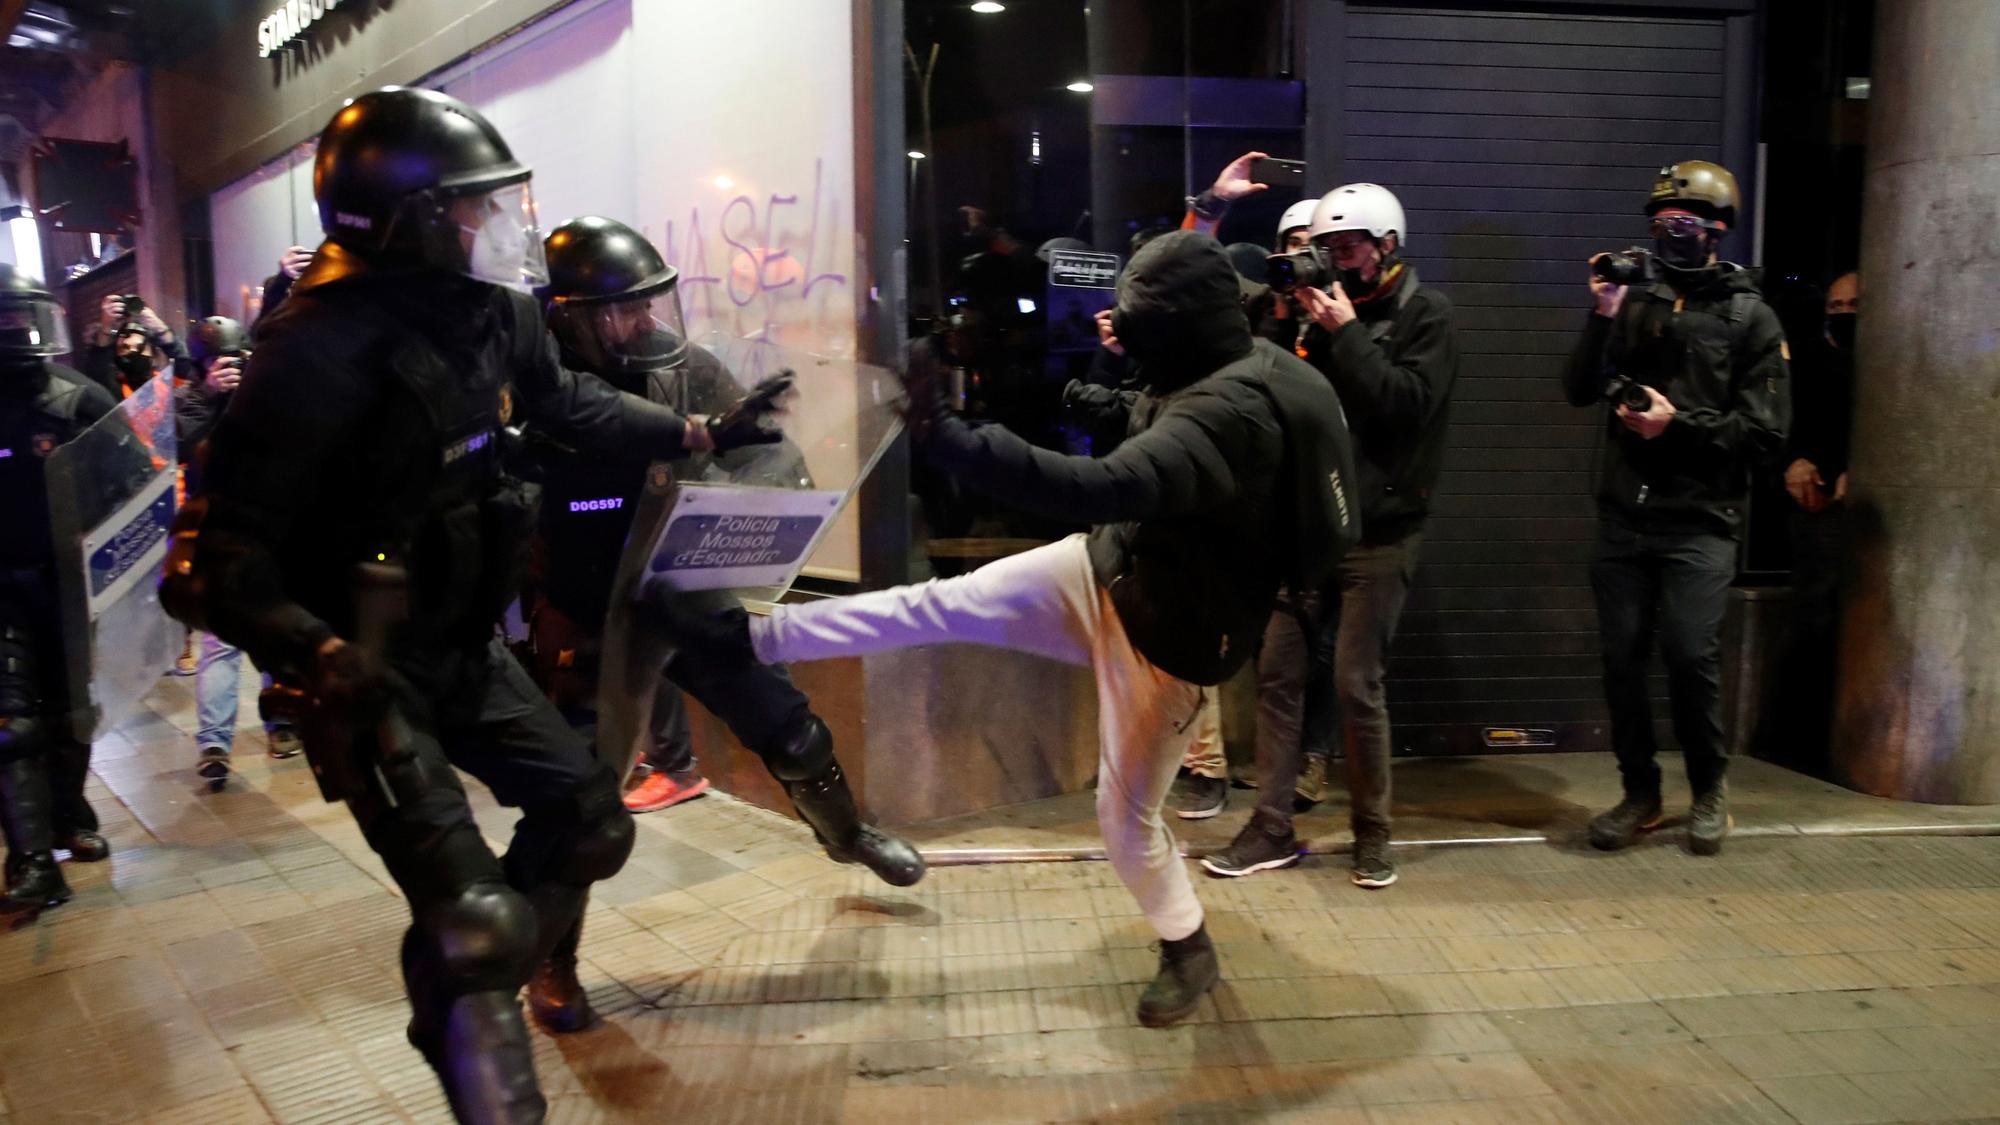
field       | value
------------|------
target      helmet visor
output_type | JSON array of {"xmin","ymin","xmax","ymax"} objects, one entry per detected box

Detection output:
[
  {"xmin": 416, "ymin": 182, "xmax": 550, "ymax": 293},
  {"xmin": 553, "ymin": 283, "xmax": 690, "ymax": 374},
  {"xmin": 0, "ymin": 295, "xmax": 71, "ymax": 358}
]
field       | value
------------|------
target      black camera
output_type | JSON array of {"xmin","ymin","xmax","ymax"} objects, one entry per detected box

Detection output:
[
  {"xmin": 1591, "ymin": 248, "xmax": 1653, "ymax": 287},
  {"xmin": 118, "ymin": 294, "xmax": 146, "ymax": 314},
  {"xmin": 1266, "ymin": 247, "xmax": 1331, "ymax": 293},
  {"xmin": 1603, "ymin": 373, "xmax": 1655, "ymax": 413}
]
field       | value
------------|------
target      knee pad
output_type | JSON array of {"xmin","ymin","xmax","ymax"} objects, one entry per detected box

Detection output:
[
  {"xmin": 421, "ymin": 883, "xmax": 538, "ymax": 993},
  {"xmin": 764, "ymin": 714, "xmax": 834, "ymax": 782},
  {"xmin": 511, "ymin": 764, "xmax": 635, "ymax": 886},
  {"xmin": 0, "ymin": 714, "xmax": 41, "ymax": 765},
  {"xmin": 0, "ymin": 623, "xmax": 38, "ymax": 716}
]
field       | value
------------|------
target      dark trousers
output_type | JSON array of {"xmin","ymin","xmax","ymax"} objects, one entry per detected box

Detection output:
[
  {"xmin": 1770, "ymin": 506, "xmax": 1845, "ymax": 773},
  {"xmin": 1589, "ymin": 517, "xmax": 1737, "ymax": 798},
  {"xmin": 0, "ymin": 571, "xmax": 96, "ymax": 844},
  {"xmin": 1263, "ymin": 535, "xmax": 1422, "ymax": 831}
]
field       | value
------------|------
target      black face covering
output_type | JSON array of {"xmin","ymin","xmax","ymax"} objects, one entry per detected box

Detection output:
[
  {"xmin": 1825, "ymin": 312, "xmax": 1857, "ymax": 351},
  {"xmin": 115, "ymin": 350, "xmax": 156, "ymax": 383},
  {"xmin": 1653, "ymin": 229, "xmax": 1711, "ymax": 272}
]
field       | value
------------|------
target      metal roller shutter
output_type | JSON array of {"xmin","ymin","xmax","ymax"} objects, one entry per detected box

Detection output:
[{"xmin": 1339, "ymin": 5, "xmax": 1731, "ymax": 753}]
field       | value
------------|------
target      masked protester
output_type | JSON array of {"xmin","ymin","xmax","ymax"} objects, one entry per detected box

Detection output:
[
  {"xmin": 157, "ymin": 87, "xmax": 766, "ymax": 1123},
  {"xmin": 79, "ymin": 294, "xmax": 187, "ymax": 399},
  {"xmin": 0, "ymin": 264, "xmax": 116, "ymax": 919},
  {"xmin": 650, "ymin": 231, "xmax": 1360, "ymax": 1029},
  {"xmin": 1563, "ymin": 160, "xmax": 1790, "ymax": 856},
  {"xmin": 517, "ymin": 215, "xmax": 923, "ymax": 1034}
]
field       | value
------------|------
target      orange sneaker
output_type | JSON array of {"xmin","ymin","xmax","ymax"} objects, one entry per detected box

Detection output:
[{"xmin": 623, "ymin": 771, "xmax": 711, "ymax": 813}]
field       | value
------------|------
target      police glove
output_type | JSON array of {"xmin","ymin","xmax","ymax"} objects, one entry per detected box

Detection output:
[
  {"xmin": 702, "ymin": 371, "xmax": 795, "ymax": 453},
  {"xmin": 897, "ymin": 346, "xmax": 954, "ymax": 442},
  {"xmin": 308, "ymin": 637, "xmax": 396, "ymax": 729}
]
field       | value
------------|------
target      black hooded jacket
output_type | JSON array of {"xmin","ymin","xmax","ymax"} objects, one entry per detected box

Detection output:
[
  {"xmin": 1563, "ymin": 263, "xmax": 1790, "ymax": 532},
  {"xmin": 921, "ymin": 231, "xmax": 1358, "ymax": 685},
  {"xmin": 1273, "ymin": 266, "xmax": 1460, "ymax": 545}
]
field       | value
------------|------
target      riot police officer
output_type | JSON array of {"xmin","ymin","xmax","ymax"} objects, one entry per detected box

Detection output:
[
  {"xmin": 0, "ymin": 263, "xmax": 116, "ymax": 917},
  {"xmin": 160, "ymin": 87, "xmax": 784, "ymax": 1123},
  {"xmin": 517, "ymin": 216, "xmax": 925, "ymax": 1031},
  {"xmin": 1564, "ymin": 161, "xmax": 1789, "ymax": 857}
]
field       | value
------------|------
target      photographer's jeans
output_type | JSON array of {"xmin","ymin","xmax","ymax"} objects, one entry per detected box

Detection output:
[
  {"xmin": 194, "ymin": 631, "xmax": 274, "ymax": 751},
  {"xmin": 750, "ymin": 534, "xmax": 1207, "ymax": 942},
  {"xmin": 1278, "ymin": 535, "xmax": 1422, "ymax": 833},
  {"xmin": 1589, "ymin": 517, "xmax": 1737, "ymax": 797}
]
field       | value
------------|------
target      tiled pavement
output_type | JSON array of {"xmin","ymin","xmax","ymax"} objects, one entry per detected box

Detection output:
[{"xmin": 4, "ymin": 671, "xmax": 2000, "ymax": 1123}]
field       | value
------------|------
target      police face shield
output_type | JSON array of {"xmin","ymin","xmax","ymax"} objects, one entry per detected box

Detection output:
[
  {"xmin": 553, "ymin": 285, "xmax": 690, "ymax": 375},
  {"xmin": 0, "ymin": 294, "xmax": 71, "ymax": 359},
  {"xmin": 409, "ymin": 181, "xmax": 550, "ymax": 293}
]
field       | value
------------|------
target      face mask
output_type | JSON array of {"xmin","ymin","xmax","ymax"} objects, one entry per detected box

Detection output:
[
  {"xmin": 115, "ymin": 351, "xmax": 155, "ymax": 380},
  {"xmin": 463, "ymin": 211, "xmax": 529, "ymax": 288},
  {"xmin": 1825, "ymin": 312, "xmax": 1857, "ymax": 351},
  {"xmin": 1653, "ymin": 229, "xmax": 1711, "ymax": 272}
]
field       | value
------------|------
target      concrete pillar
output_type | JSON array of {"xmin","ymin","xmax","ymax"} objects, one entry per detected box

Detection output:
[{"xmin": 1829, "ymin": 0, "xmax": 2000, "ymax": 804}]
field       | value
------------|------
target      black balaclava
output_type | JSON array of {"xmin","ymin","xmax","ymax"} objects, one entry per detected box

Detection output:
[
  {"xmin": 1109, "ymin": 231, "xmax": 1254, "ymax": 393},
  {"xmin": 1825, "ymin": 313, "xmax": 1857, "ymax": 351}
]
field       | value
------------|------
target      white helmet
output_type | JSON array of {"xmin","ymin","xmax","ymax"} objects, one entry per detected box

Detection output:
[
  {"xmin": 1308, "ymin": 183, "xmax": 1407, "ymax": 247},
  {"xmin": 1277, "ymin": 199, "xmax": 1318, "ymax": 241}
]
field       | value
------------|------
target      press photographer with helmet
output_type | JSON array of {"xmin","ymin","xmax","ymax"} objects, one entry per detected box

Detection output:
[
  {"xmin": 1188, "ymin": 157, "xmax": 1460, "ymax": 891},
  {"xmin": 1563, "ymin": 160, "xmax": 1790, "ymax": 857},
  {"xmin": 157, "ymin": 87, "xmax": 750, "ymax": 1122}
]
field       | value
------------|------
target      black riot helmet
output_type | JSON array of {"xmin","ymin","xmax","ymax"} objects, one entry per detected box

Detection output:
[
  {"xmin": 0, "ymin": 262, "xmax": 71, "ymax": 366},
  {"xmin": 186, "ymin": 316, "xmax": 250, "ymax": 364},
  {"xmin": 312, "ymin": 86, "xmax": 548, "ymax": 291},
  {"xmin": 541, "ymin": 216, "xmax": 689, "ymax": 374}
]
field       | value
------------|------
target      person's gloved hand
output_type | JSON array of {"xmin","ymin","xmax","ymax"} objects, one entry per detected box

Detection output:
[
  {"xmin": 1061, "ymin": 379, "xmax": 1120, "ymax": 416},
  {"xmin": 308, "ymin": 637, "xmax": 395, "ymax": 729},
  {"xmin": 699, "ymin": 371, "xmax": 795, "ymax": 453},
  {"xmin": 898, "ymin": 346, "xmax": 954, "ymax": 442}
]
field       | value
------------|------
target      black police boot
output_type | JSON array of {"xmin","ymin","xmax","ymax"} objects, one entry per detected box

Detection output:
[
  {"xmin": 778, "ymin": 724, "xmax": 924, "ymax": 887},
  {"xmin": 526, "ymin": 916, "xmax": 595, "ymax": 1034},
  {"xmin": 1587, "ymin": 792, "xmax": 1664, "ymax": 851},
  {"xmin": 1136, "ymin": 922, "xmax": 1219, "ymax": 1028},
  {"xmin": 0, "ymin": 759, "xmax": 71, "ymax": 916},
  {"xmin": 401, "ymin": 931, "xmax": 546, "ymax": 1124}
]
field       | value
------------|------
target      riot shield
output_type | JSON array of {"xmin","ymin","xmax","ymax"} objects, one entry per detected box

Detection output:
[
  {"xmin": 595, "ymin": 335, "xmax": 902, "ymax": 779},
  {"xmin": 44, "ymin": 372, "xmax": 179, "ymax": 742}
]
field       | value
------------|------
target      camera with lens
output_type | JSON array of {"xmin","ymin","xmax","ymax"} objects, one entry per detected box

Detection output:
[
  {"xmin": 1266, "ymin": 246, "xmax": 1331, "ymax": 293},
  {"xmin": 1602, "ymin": 373, "xmax": 1655, "ymax": 413},
  {"xmin": 118, "ymin": 294, "xmax": 146, "ymax": 314},
  {"xmin": 1591, "ymin": 248, "xmax": 1654, "ymax": 287}
]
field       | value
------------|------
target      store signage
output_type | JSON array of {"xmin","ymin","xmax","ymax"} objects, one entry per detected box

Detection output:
[{"xmin": 258, "ymin": 0, "xmax": 345, "ymax": 58}]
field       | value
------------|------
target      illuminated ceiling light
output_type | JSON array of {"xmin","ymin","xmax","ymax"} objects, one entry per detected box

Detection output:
[
  {"xmin": 907, "ymin": 150, "xmax": 927, "ymax": 160},
  {"xmin": 970, "ymin": 2, "xmax": 1006, "ymax": 12},
  {"xmin": 1066, "ymin": 80, "xmax": 1094, "ymax": 93},
  {"xmin": 712, "ymin": 175, "xmax": 734, "ymax": 190}
]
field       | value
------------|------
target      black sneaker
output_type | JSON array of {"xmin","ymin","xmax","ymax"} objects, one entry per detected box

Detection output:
[
  {"xmin": 1136, "ymin": 923, "xmax": 1219, "ymax": 1028},
  {"xmin": 197, "ymin": 746, "xmax": 231, "ymax": 791},
  {"xmin": 1688, "ymin": 784, "xmax": 1731, "ymax": 856},
  {"xmin": 1175, "ymin": 774, "xmax": 1228, "ymax": 820},
  {"xmin": 1294, "ymin": 753, "xmax": 1331, "ymax": 810},
  {"xmin": 1587, "ymin": 794, "xmax": 1663, "ymax": 851},
  {"xmin": 1200, "ymin": 812, "xmax": 1299, "ymax": 877},
  {"xmin": 1350, "ymin": 825, "xmax": 1397, "ymax": 889}
]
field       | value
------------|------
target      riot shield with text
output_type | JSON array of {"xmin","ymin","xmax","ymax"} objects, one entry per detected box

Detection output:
[
  {"xmin": 595, "ymin": 336, "xmax": 902, "ymax": 779},
  {"xmin": 45, "ymin": 372, "xmax": 179, "ymax": 741}
]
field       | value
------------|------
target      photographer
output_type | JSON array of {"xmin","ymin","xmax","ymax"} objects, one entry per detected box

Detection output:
[
  {"xmin": 79, "ymin": 293, "xmax": 187, "ymax": 397},
  {"xmin": 175, "ymin": 317, "xmax": 301, "ymax": 786},
  {"xmin": 1562, "ymin": 161, "xmax": 1790, "ymax": 856},
  {"xmin": 1194, "ymin": 166, "xmax": 1459, "ymax": 892}
]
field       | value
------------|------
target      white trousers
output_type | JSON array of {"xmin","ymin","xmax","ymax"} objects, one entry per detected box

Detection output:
[{"xmin": 751, "ymin": 535, "xmax": 1206, "ymax": 940}]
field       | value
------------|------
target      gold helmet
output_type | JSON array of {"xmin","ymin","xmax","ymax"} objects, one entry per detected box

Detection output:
[{"xmin": 1646, "ymin": 160, "xmax": 1739, "ymax": 227}]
